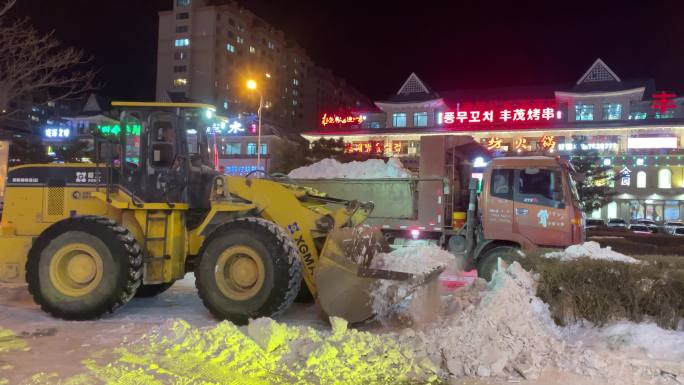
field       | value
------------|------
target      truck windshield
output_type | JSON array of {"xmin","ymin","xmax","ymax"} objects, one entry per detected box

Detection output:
[{"xmin": 568, "ymin": 173, "xmax": 580, "ymax": 202}]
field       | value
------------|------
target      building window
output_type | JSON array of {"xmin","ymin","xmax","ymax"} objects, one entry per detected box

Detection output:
[
  {"xmin": 268, "ymin": 41, "xmax": 275, "ymax": 49},
  {"xmin": 223, "ymin": 143, "xmax": 240, "ymax": 155},
  {"xmin": 176, "ymin": 12, "xmax": 189, "ymax": 20},
  {"xmin": 175, "ymin": 25, "xmax": 188, "ymax": 33},
  {"xmin": 174, "ymin": 38, "xmax": 190, "ymax": 47},
  {"xmin": 260, "ymin": 143, "xmax": 267, "ymax": 155},
  {"xmin": 602, "ymin": 103, "xmax": 622, "ymax": 120},
  {"xmin": 173, "ymin": 65, "xmax": 187, "ymax": 73},
  {"xmin": 237, "ymin": 24, "xmax": 245, "ymax": 32},
  {"xmin": 228, "ymin": 18, "xmax": 235, "ymax": 26},
  {"xmin": 174, "ymin": 51, "xmax": 186, "ymax": 60},
  {"xmin": 413, "ymin": 112, "xmax": 428, "ymax": 127},
  {"xmin": 249, "ymin": 46, "xmax": 256, "ymax": 54},
  {"xmin": 658, "ymin": 169, "xmax": 672, "ymax": 189},
  {"xmin": 176, "ymin": 0, "xmax": 191, "ymax": 6},
  {"xmin": 629, "ymin": 112, "xmax": 647, "ymax": 120},
  {"xmin": 369, "ymin": 121, "xmax": 381, "ymax": 129},
  {"xmin": 236, "ymin": 36, "xmax": 244, "ymax": 44},
  {"xmin": 575, "ymin": 104, "xmax": 594, "ymax": 121},
  {"xmin": 292, "ymin": 99, "xmax": 298, "ymax": 106},
  {"xmin": 293, "ymin": 78, "xmax": 299, "ymax": 86},
  {"xmin": 636, "ymin": 171, "xmax": 647, "ymax": 188},
  {"xmin": 226, "ymin": 43, "xmax": 235, "ymax": 53},
  {"xmin": 247, "ymin": 143, "xmax": 257, "ymax": 155},
  {"xmin": 292, "ymin": 89, "xmax": 298, "ymax": 96},
  {"xmin": 173, "ymin": 78, "xmax": 187, "ymax": 87},
  {"xmin": 392, "ymin": 113, "xmax": 407, "ymax": 127}
]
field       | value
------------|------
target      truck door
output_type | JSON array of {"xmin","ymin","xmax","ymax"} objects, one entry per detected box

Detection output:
[
  {"xmin": 513, "ymin": 167, "xmax": 572, "ymax": 246},
  {"xmin": 481, "ymin": 168, "xmax": 514, "ymax": 238}
]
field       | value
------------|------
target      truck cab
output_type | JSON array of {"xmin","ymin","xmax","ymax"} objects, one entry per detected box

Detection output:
[{"xmin": 479, "ymin": 156, "xmax": 585, "ymax": 250}]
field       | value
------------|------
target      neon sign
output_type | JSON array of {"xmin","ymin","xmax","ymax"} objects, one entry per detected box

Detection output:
[
  {"xmin": 539, "ymin": 135, "xmax": 556, "ymax": 150},
  {"xmin": 486, "ymin": 137, "xmax": 503, "ymax": 150},
  {"xmin": 442, "ymin": 107, "xmax": 559, "ymax": 125},
  {"xmin": 321, "ymin": 113, "xmax": 366, "ymax": 127},
  {"xmin": 514, "ymin": 138, "xmax": 530, "ymax": 151},
  {"xmin": 344, "ymin": 141, "xmax": 402, "ymax": 154},
  {"xmin": 44, "ymin": 127, "xmax": 70, "ymax": 138},
  {"xmin": 651, "ymin": 92, "xmax": 676, "ymax": 114}
]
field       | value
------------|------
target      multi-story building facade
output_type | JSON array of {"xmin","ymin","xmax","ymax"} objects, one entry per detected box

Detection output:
[
  {"xmin": 303, "ymin": 59, "xmax": 684, "ymax": 222},
  {"xmin": 156, "ymin": 0, "xmax": 369, "ymax": 132}
]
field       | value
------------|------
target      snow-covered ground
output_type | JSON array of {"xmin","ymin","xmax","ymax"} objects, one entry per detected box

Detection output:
[
  {"xmin": 0, "ymin": 259, "xmax": 683, "ymax": 384},
  {"xmin": 288, "ymin": 157, "xmax": 413, "ymax": 179},
  {"xmin": 543, "ymin": 241, "xmax": 641, "ymax": 264}
]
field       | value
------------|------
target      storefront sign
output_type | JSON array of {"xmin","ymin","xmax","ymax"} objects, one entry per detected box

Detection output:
[
  {"xmin": 557, "ymin": 142, "xmax": 619, "ymax": 151},
  {"xmin": 344, "ymin": 141, "xmax": 402, "ymax": 154},
  {"xmin": 44, "ymin": 127, "xmax": 71, "ymax": 139},
  {"xmin": 441, "ymin": 106, "xmax": 559, "ymax": 126},
  {"xmin": 627, "ymin": 137, "xmax": 677, "ymax": 149},
  {"xmin": 539, "ymin": 135, "xmax": 556, "ymax": 150},
  {"xmin": 514, "ymin": 138, "xmax": 530, "ymax": 151},
  {"xmin": 620, "ymin": 166, "xmax": 631, "ymax": 186},
  {"xmin": 321, "ymin": 113, "xmax": 366, "ymax": 127},
  {"xmin": 486, "ymin": 137, "xmax": 503, "ymax": 150},
  {"xmin": 651, "ymin": 92, "xmax": 677, "ymax": 114}
]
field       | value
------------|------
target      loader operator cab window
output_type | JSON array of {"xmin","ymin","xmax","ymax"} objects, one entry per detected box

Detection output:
[
  {"xmin": 122, "ymin": 116, "xmax": 142, "ymax": 168},
  {"xmin": 517, "ymin": 168, "xmax": 564, "ymax": 208},
  {"xmin": 150, "ymin": 117, "xmax": 176, "ymax": 168}
]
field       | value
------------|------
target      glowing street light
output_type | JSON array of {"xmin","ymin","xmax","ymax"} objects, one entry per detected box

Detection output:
[{"xmin": 246, "ymin": 79, "xmax": 263, "ymax": 172}]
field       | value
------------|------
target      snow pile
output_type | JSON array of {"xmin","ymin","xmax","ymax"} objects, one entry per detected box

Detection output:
[
  {"xmin": 368, "ymin": 245, "xmax": 452, "ymax": 321},
  {"xmin": 564, "ymin": 321, "xmax": 684, "ymax": 361},
  {"xmin": 288, "ymin": 157, "xmax": 413, "ymax": 179},
  {"xmin": 543, "ymin": 241, "xmax": 640, "ymax": 264},
  {"xmin": 69, "ymin": 318, "xmax": 439, "ymax": 385},
  {"xmin": 395, "ymin": 262, "xmax": 581, "ymax": 379}
]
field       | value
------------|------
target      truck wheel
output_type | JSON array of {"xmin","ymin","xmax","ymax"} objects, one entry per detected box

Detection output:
[
  {"xmin": 26, "ymin": 216, "xmax": 143, "ymax": 320},
  {"xmin": 477, "ymin": 246, "xmax": 520, "ymax": 281},
  {"xmin": 195, "ymin": 217, "xmax": 302, "ymax": 324},
  {"xmin": 135, "ymin": 281, "xmax": 175, "ymax": 298}
]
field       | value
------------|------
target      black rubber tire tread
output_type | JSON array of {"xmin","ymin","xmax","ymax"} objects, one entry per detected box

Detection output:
[
  {"xmin": 195, "ymin": 217, "xmax": 302, "ymax": 324},
  {"xmin": 26, "ymin": 215, "xmax": 143, "ymax": 320},
  {"xmin": 476, "ymin": 246, "xmax": 520, "ymax": 281},
  {"xmin": 135, "ymin": 281, "xmax": 175, "ymax": 298}
]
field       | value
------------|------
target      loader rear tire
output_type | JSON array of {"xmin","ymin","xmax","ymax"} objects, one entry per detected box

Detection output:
[
  {"xmin": 195, "ymin": 217, "xmax": 302, "ymax": 324},
  {"xmin": 26, "ymin": 216, "xmax": 143, "ymax": 320},
  {"xmin": 135, "ymin": 281, "xmax": 175, "ymax": 298},
  {"xmin": 477, "ymin": 246, "xmax": 520, "ymax": 282}
]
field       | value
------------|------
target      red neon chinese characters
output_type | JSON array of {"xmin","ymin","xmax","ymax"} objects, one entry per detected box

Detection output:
[
  {"xmin": 320, "ymin": 113, "xmax": 366, "ymax": 127},
  {"xmin": 441, "ymin": 106, "xmax": 558, "ymax": 126},
  {"xmin": 651, "ymin": 92, "xmax": 677, "ymax": 115},
  {"xmin": 540, "ymin": 135, "xmax": 556, "ymax": 150},
  {"xmin": 486, "ymin": 137, "xmax": 503, "ymax": 150}
]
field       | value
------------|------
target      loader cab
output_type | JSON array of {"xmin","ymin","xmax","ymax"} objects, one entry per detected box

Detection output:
[{"xmin": 110, "ymin": 102, "xmax": 218, "ymax": 209}]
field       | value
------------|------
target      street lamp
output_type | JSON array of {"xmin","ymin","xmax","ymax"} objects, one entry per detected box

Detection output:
[{"xmin": 246, "ymin": 79, "xmax": 263, "ymax": 171}]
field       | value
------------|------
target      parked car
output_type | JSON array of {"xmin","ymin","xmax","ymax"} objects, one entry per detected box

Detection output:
[
  {"xmin": 635, "ymin": 219, "xmax": 658, "ymax": 233},
  {"xmin": 585, "ymin": 218, "xmax": 606, "ymax": 229},
  {"xmin": 629, "ymin": 224, "xmax": 653, "ymax": 234},
  {"xmin": 607, "ymin": 218, "xmax": 627, "ymax": 229},
  {"xmin": 665, "ymin": 221, "xmax": 684, "ymax": 235},
  {"xmin": 674, "ymin": 227, "xmax": 684, "ymax": 236}
]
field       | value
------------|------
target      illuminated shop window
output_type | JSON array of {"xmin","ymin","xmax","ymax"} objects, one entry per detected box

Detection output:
[
  {"xmin": 392, "ymin": 113, "xmax": 407, "ymax": 128},
  {"xmin": 177, "ymin": 0, "xmax": 191, "ymax": 6},
  {"xmin": 236, "ymin": 36, "xmax": 244, "ymax": 44},
  {"xmin": 658, "ymin": 169, "xmax": 672, "ymax": 189},
  {"xmin": 636, "ymin": 171, "xmax": 647, "ymax": 188},
  {"xmin": 222, "ymin": 143, "xmax": 241, "ymax": 155},
  {"xmin": 249, "ymin": 46, "xmax": 256, "ymax": 54},
  {"xmin": 260, "ymin": 143, "xmax": 268, "ymax": 155},
  {"xmin": 226, "ymin": 43, "xmax": 235, "ymax": 53},
  {"xmin": 575, "ymin": 104, "xmax": 594, "ymax": 121},
  {"xmin": 173, "ymin": 78, "xmax": 187, "ymax": 87},
  {"xmin": 413, "ymin": 112, "xmax": 428, "ymax": 127},
  {"xmin": 174, "ymin": 38, "xmax": 190, "ymax": 47},
  {"xmin": 655, "ymin": 111, "xmax": 674, "ymax": 119},
  {"xmin": 247, "ymin": 143, "xmax": 257, "ymax": 155},
  {"xmin": 602, "ymin": 103, "xmax": 622, "ymax": 120},
  {"xmin": 629, "ymin": 112, "xmax": 647, "ymax": 120}
]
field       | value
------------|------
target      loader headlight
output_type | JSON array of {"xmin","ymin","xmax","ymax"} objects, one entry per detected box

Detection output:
[
  {"xmin": 213, "ymin": 178, "xmax": 225, "ymax": 198},
  {"xmin": 316, "ymin": 215, "xmax": 334, "ymax": 232}
]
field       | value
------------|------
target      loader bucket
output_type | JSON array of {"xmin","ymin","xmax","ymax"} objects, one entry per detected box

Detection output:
[{"xmin": 315, "ymin": 226, "xmax": 444, "ymax": 323}]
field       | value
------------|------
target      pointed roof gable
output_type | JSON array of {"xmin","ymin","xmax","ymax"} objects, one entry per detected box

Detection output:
[
  {"xmin": 397, "ymin": 72, "xmax": 432, "ymax": 96},
  {"xmin": 576, "ymin": 58, "xmax": 621, "ymax": 85},
  {"xmin": 82, "ymin": 93, "xmax": 104, "ymax": 113}
]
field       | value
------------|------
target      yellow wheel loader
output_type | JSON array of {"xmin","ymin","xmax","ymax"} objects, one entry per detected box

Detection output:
[{"xmin": 0, "ymin": 102, "xmax": 440, "ymax": 323}]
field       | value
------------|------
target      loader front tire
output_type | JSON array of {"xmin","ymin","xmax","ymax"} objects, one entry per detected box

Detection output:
[
  {"xmin": 195, "ymin": 218, "xmax": 302, "ymax": 324},
  {"xmin": 26, "ymin": 216, "xmax": 143, "ymax": 320}
]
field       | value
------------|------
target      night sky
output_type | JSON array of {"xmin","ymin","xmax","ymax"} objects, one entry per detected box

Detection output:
[{"xmin": 9, "ymin": 0, "xmax": 684, "ymax": 101}]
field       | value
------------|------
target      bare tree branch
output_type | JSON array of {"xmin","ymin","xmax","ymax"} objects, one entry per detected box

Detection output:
[
  {"xmin": 0, "ymin": 15, "xmax": 96, "ymax": 121},
  {"xmin": 0, "ymin": 0, "xmax": 15, "ymax": 18}
]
